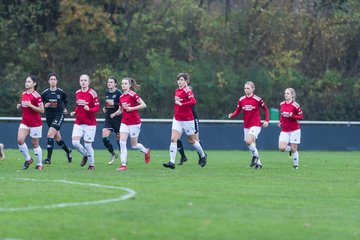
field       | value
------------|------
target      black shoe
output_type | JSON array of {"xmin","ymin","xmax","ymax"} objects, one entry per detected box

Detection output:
[
  {"xmin": 42, "ymin": 158, "xmax": 51, "ymax": 165},
  {"xmin": 163, "ymin": 162, "xmax": 175, "ymax": 169},
  {"xmin": 199, "ymin": 153, "xmax": 207, "ymax": 167},
  {"xmin": 22, "ymin": 158, "xmax": 33, "ymax": 170},
  {"xmin": 250, "ymin": 156, "xmax": 259, "ymax": 167},
  {"xmin": 88, "ymin": 165, "xmax": 95, "ymax": 170},
  {"xmin": 80, "ymin": 156, "xmax": 88, "ymax": 167},
  {"xmin": 255, "ymin": 164, "xmax": 263, "ymax": 169},
  {"xmin": 293, "ymin": 165, "xmax": 298, "ymax": 170},
  {"xmin": 67, "ymin": 149, "xmax": 73, "ymax": 163},
  {"xmin": 178, "ymin": 156, "xmax": 187, "ymax": 165}
]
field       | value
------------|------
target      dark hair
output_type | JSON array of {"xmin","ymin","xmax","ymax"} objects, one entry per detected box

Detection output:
[
  {"xmin": 28, "ymin": 75, "xmax": 39, "ymax": 90},
  {"xmin": 108, "ymin": 76, "xmax": 118, "ymax": 85},
  {"xmin": 47, "ymin": 73, "xmax": 59, "ymax": 81},
  {"xmin": 176, "ymin": 73, "xmax": 191, "ymax": 85},
  {"xmin": 123, "ymin": 77, "xmax": 140, "ymax": 91}
]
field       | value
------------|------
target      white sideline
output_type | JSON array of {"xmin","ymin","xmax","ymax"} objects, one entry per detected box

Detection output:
[{"xmin": 0, "ymin": 178, "xmax": 136, "ymax": 212}]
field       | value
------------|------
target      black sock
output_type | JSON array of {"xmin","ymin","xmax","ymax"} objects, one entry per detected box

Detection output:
[
  {"xmin": 47, "ymin": 138, "xmax": 54, "ymax": 160},
  {"xmin": 56, "ymin": 140, "xmax": 70, "ymax": 154},
  {"xmin": 103, "ymin": 137, "xmax": 114, "ymax": 154},
  {"xmin": 177, "ymin": 140, "xmax": 186, "ymax": 159}
]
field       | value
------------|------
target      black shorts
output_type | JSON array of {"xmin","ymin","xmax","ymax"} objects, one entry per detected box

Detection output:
[
  {"xmin": 194, "ymin": 117, "xmax": 199, "ymax": 134},
  {"xmin": 46, "ymin": 113, "xmax": 65, "ymax": 131},
  {"xmin": 103, "ymin": 116, "xmax": 122, "ymax": 134}
]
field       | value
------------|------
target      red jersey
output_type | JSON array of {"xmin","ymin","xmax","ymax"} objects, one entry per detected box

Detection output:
[
  {"xmin": 279, "ymin": 100, "xmax": 303, "ymax": 132},
  {"xmin": 230, "ymin": 94, "xmax": 269, "ymax": 128},
  {"xmin": 120, "ymin": 90, "xmax": 142, "ymax": 125},
  {"xmin": 174, "ymin": 86, "xmax": 196, "ymax": 121},
  {"xmin": 20, "ymin": 91, "xmax": 43, "ymax": 127},
  {"xmin": 74, "ymin": 88, "xmax": 100, "ymax": 126}
]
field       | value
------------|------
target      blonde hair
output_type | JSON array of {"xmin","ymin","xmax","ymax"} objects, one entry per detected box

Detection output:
[
  {"xmin": 285, "ymin": 88, "xmax": 296, "ymax": 100},
  {"xmin": 244, "ymin": 81, "xmax": 255, "ymax": 90},
  {"xmin": 123, "ymin": 77, "xmax": 140, "ymax": 91}
]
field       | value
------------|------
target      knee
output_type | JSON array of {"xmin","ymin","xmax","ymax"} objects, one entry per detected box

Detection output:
[
  {"xmin": 245, "ymin": 140, "xmax": 252, "ymax": 146},
  {"xmin": 72, "ymin": 139, "xmax": 81, "ymax": 148}
]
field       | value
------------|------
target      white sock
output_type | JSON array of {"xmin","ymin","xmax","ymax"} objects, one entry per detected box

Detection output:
[
  {"xmin": 169, "ymin": 143, "xmax": 177, "ymax": 163},
  {"xmin": 119, "ymin": 141, "xmax": 127, "ymax": 166},
  {"xmin": 192, "ymin": 140, "xmax": 205, "ymax": 157},
  {"xmin": 132, "ymin": 143, "xmax": 147, "ymax": 153},
  {"xmin": 33, "ymin": 146, "xmax": 42, "ymax": 166},
  {"xmin": 257, "ymin": 158, "xmax": 262, "ymax": 165},
  {"xmin": 18, "ymin": 143, "xmax": 31, "ymax": 160},
  {"xmin": 72, "ymin": 140, "xmax": 88, "ymax": 156},
  {"xmin": 248, "ymin": 143, "xmax": 259, "ymax": 157},
  {"xmin": 293, "ymin": 151, "xmax": 299, "ymax": 166},
  {"xmin": 84, "ymin": 142, "xmax": 94, "ymax": 166}
]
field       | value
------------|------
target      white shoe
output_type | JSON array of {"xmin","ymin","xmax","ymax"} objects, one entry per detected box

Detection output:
[
  {"xmin": 108, "ymin": 153, "xmax": 118, "ymax": 165},
  {"xmin": 0, "ymin": 143, "xmax": 5, "ymax": 160}
]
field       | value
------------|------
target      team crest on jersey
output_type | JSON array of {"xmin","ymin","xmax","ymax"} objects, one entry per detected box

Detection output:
[{"xmin": 57, "ymin": 95, "xmax": 61, "ymax": 99}]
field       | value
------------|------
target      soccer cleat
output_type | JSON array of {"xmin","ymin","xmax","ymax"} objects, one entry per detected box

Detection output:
[
  {"xmin": 250, "ymin": 156, "xmax": 259, "ymax": 167},
  {"xmin": 88, "ymin": 165, "xmax": 95, "ymax": 170},
  {"xmin": 108, "ymin": 153, "xmax": 118, "ymax": 165},
  {"xmin": 42, "ymin": 158, "xmax": 51, "ymax": 165},
  {"xmin": 178, "ymin": 156, "xmax": 188, "ymax": 165},
  {"xmin": 288, "ymin": 151, "xmax": 292, "ymax": 159},
  {"xmin": 22, "ymin": 158, "xmax": 34, "ymax": 170},
  {"xmin": 144, "ymin": 148, "xmax": 151, "ymax": 164},
  {"xmin": 255, "ymin": 164, "xmax": 263, "ymax": 169},
  {"xmin": 116, "ymin": 165, "xmax": 127, "ymax": 171},
  {"xmin": 67, "ymin": 149, "xmax": 73, "ymax": 163},
  {"xmin": 163, "ymin": 162, "xmax": 175, "ymax": 169},
  {"xmin": 293, "ymin": 165, "xmax": 299, "ymax": 170},
  {"xmin": 35, "ymin": 165, "xmax": 43, "ymax": 170},
  {"xmin": 80, "ymin": 156, "xmax": 88, "ymax": 167},
  {"xmin": 0, "ymin": 143, "xmax": 5, "ymax": 160},
  {"xmin": 199, "ymin": 153, "xmax": 207, "ymax": 167}
]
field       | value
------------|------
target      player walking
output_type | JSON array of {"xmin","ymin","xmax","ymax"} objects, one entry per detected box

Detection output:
[{"xmin": 278, "ymin": 88, "xmax": 303, "ymax": 169}]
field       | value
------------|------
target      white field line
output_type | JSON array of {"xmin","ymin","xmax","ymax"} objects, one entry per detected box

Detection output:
[{"xmin": 0, "ymin": 178, "xmax": 136, "ymax": 212}]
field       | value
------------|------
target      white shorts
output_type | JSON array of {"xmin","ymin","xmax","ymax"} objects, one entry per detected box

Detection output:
[
  {"xmin": 244, "ymin": 126, "xmax": 261, "ymax": 141},
  {"xmin": 120, "ymin": 123, "xmax": 141, "ymax": 138},
  {"xmin": 19, "ymin": 124, "xmax": 42, "ymax": 138},
  {"xmin": 72, "ymin": 124, "xmax": 96, "ymax": 142},
  {"xmin": 172, "ymin": 118, "xmax": 196, "ymax": 136},
  {"xmin": 279, "ymin": 129, "xmax": 301, "ymax": 144}
]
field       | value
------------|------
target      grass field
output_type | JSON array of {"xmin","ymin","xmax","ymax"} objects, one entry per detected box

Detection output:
[{"xmin": 0, "ymin": 149, "xmax": 359, "ymax": 240}]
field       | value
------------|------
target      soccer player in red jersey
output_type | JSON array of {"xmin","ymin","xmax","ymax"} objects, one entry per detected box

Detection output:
[
  {"xmin": 278, "ymin": 88, "xmax": 303, "ymax": 169},
  {"xmin": 16, "ymin": 75, "xmax": 45, "ymax": 170},
  {"xmin": 228, "ymin": 81, "xmax": 269, "ymax": 169},
  {"xmin": 110, "ymin": 77, "xmax": 150, "ymax": 171},
  {"xmin": 70, "ymin": 74, "xmax": 100, "ymax": 170},
  {"xmin": 163, "ymin": 73, "xmax": 207, "ymax": 169}
]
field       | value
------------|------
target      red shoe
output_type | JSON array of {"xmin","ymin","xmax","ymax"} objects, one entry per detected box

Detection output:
[
  {"xmin": 144, "ymin": 148, "xmax": 150, "ymax": 164},
  {"xmin": 116, "ymin": 165, "xmax": 127, "ymax": 171},
  {"xmin": 35, "ymin": 165, "xmax": 43, "ymax": 170},
  {"xmin": 22, "ymin": 158, "xmax": 34, "ymax": 170},
  {"xmin": 80, "ymin": 156, "xmax": 88, "ymax": 166}
]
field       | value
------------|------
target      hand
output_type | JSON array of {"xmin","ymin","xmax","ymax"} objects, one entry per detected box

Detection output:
[
  {"xmin": 228, "ymin": 113, "xmax": 233, "ymax": 119},
  {"xmin": 110, "ymin": 113, "xmax": 115, "ymax": 119},
  {"xmin": 175, "ymin": 100, "xmax": 182, "ymax": 106},
  {"xmin": 103, "ymin": 107, "xmax": 107, "ymax": 114},
  {"xmin": 262, "ymin": 121, "xmax": 269, "ymax": 128},
  {"xmin": 16, "ymin": 103, "xmax": 21, "ymax": 109},
  {"xmin": 277, "ymin": 122, "xmax": 282, "ymax": 128},
  {"xmin": 45, "ymin": 102, "xmax": 51, "ymax": 107},
  {"xmin": 70, "ymin": 111, "xmax": 76, "ymax": 117}
]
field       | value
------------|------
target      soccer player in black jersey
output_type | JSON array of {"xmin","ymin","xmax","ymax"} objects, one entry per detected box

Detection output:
[
  {"xmin": 102, "ymin": 77, "xmax": 122, "ymax": 164},
  {"xmin": 41, "ymin": 73, "xmax": 72, "ymax": 164}
]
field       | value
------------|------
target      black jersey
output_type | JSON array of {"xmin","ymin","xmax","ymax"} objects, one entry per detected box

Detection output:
[
  {"xmin": 41, "ymin": 88, "xmax": 68, "ymax": 118},
  {"xmin": 104, "ymin": 88, "xmax": 122, "ymax": 116}
]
